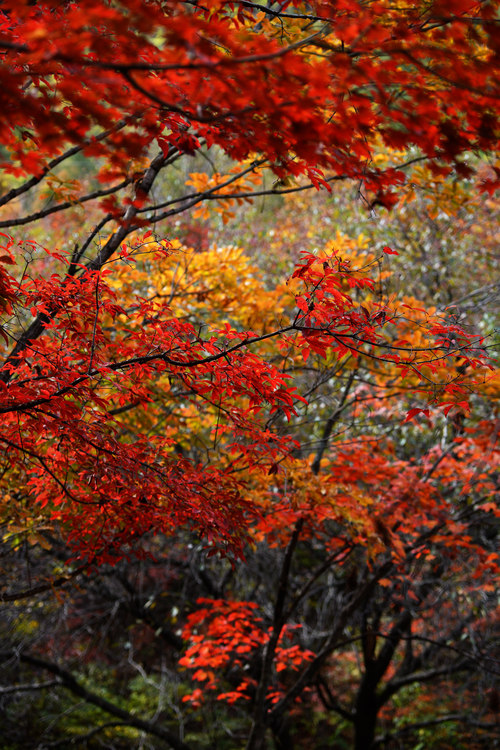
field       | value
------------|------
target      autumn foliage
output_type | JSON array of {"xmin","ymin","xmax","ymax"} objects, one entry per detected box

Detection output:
[{"xmin": 0, "ymin": 1, "xmax": 499, "ymax": 749}]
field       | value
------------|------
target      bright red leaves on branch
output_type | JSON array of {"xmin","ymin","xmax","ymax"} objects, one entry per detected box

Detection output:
[{"xmin": 1, "ymin": 0, "xmax": 499, "ymax": 203}]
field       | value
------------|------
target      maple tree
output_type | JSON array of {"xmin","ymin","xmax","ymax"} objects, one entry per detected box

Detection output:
[{"xmin": 0, "ymin": 0, "xmax": 499, "ymax": 748}]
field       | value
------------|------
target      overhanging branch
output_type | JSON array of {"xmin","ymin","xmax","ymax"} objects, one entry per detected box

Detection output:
[{"xmin": 1, "ymin": 651, "xmax": 192, "ymax": 750}]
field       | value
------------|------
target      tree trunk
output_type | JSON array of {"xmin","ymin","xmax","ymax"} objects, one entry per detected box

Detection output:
[
  {"xmin": 272, "ymin": 716, "xmax": 294, "ymax": 750},
  {"xmin": 354, "ymin": 677, "xmax": 379, "ymax": 750}
]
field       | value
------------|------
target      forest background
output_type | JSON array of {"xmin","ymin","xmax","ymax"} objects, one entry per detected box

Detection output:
[{"xmin": 0, "ymin": 1, "xmax": 499, "ymax": 749}]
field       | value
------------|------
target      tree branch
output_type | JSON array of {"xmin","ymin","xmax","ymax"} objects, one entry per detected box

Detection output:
[
  {"xmin": 311, "ymin": 368, "xmax": 356, "ymax": 474},
  {"xmin": 0, "ymin": 679, "xmax": 61, "ymax": 694},
  {"xmin": 0, "ymin": 564, "xmax": 86, "ymax": 602},
  {"xmin": 269, "ymin": 560, "xmax": 393, "ymax": 726},
  {"xmin": 0, "ymin": 120, "xmax": 131, "ymax": 209},
  {"xmin": 1, "ymin": 652, "xmax": 192, "ymax": 750},
  {"xmin": 0, "ymin": 149, "xmax": 171, "ymax": 383},
  {"xmin": 246, "ymin": 518, "xmax": 304, "ymax": 750},
  {"xmin": 374, "ymin": 713, "xmax": 500, "ymax": 747}
]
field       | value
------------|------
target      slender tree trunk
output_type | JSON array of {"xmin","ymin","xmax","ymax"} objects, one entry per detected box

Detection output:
[
  {"xmin": 354, "ymin": 704, "xmax": 378, "ymax": 750},
  {"xmin": 354, "ymin": 674, "xmax": 379, "ymax": 750},
  {"xmin": 272, "ymin": 717, "xmax": 294, "ymax": 750}
]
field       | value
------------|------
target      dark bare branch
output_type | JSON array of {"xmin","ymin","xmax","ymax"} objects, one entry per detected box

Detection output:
[{"xmin": 1, "ymin": 652, "xmax": 192, "ymax": 750}]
